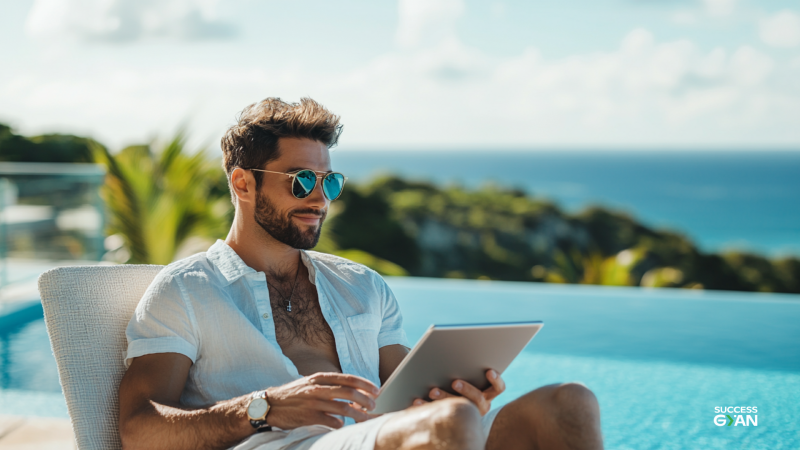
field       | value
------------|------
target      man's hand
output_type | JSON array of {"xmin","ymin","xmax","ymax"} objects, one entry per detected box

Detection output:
[
  {"xmin": 411, "ymin": 369, "xmax": 506, "ymax": 416},
  {"xmin": 265, "ymin": 372, "xmax": 380, "ymax": 429}
]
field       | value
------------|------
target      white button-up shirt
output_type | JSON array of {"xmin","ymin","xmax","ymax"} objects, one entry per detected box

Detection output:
[{"xmin": 125, "ymin": 240, "xmax": 408, "ymax": 411}]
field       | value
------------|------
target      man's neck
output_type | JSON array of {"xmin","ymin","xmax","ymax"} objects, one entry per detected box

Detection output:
[{"xmin": 225, "ymin": 212, "xmax": 301, "ymax": 277}]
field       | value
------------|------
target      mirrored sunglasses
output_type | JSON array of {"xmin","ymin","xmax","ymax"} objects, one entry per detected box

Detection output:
[{"xmin": 248, "ymin": 168, "xmax": 348, "ymax": 201}]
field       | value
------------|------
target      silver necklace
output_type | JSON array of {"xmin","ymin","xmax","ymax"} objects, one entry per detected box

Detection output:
[{"xmin": 267, "ymin": 258, "xmax": 301, "ymax": 312}]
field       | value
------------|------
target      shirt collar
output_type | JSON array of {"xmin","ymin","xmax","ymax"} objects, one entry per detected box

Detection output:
[
  {"xmin": 207, "ymin": 239, "xmax": 319, "ymax": 286},
  {"xmin": 206, "ymin": 240, "xmax": 257, "ymax": 286},
  {"xmin": 300, "ymin": 249, "xmax": 318, "ymax": 284}
]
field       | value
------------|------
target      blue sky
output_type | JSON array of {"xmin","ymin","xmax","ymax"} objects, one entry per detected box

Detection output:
[{"xmin": 1, "ymin": 0, "xmax": 799, "ymax": 150}]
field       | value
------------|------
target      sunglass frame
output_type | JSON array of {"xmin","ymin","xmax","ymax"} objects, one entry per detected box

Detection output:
[{"xmin": 247, "ymin": 168, "xmax": 348, "ymax": 201}]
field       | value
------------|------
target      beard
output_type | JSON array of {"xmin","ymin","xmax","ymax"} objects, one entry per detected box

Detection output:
[{"xmin": 254, "ymin": 190, "xmax": 326, "ymax": 250}]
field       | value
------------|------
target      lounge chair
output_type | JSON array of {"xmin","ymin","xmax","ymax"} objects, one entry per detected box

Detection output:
[{"xmin": 38, "ymin": 265, "xmax": 164, "ymax": 450}]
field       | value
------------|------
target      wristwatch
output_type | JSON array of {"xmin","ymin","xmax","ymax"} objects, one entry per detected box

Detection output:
[{"xmin": 246, "ymin": 390, "xmax": 272, "ymax": 431}]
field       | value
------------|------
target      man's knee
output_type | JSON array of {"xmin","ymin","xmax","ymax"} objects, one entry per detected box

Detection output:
[
  {"xmin": 509, "ymin": 382, "xmax": 600, "ymax": 429},
  {"xmin": 546, "ymin": 382, "xmax": 602, "ymax": 438},
  {"xmin": 430, "ymin": 398, "xmax": 484, "ymax": 446},
  {"xmin": 514, "ymin": 382, "xmax": 597, "ymax": 412},
  {"xmin": 552, "ymin": 383, "xmax": 598, "ymax": 407},
  {"xmin": 377, "ymin": 398, "xmax": 484, "ymax": 450}
]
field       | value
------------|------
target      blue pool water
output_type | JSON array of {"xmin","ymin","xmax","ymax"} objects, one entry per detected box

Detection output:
[
  {"xmin": 2, "ymin": 277, "xmax": 799, "ymax": 449},
  {"xmin": 333, "ymin": 150, "xmax": 800, "ymax": 257},
  {"xmin": 389, "ymin": 278, "xmax": 800, "ymax": 450}
]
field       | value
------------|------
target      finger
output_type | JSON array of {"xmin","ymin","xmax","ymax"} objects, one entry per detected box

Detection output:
[
  {"xmin": 340, "ymin": 403, "xmax": 376, "ymax": 423},
  {"xmin": 315, "ymin": 400, "xmax": 373, "ymax": 422},
  {"xmin": 341, "ymin": 404, "xmax": 375, "ymax": 423},
  {"xmin": 452, "ymin": 380, "xmax": 490, "ymax": 414},
  {"xmin": 307, "ymin": 373, "xmax": 380, "ymax": 397},
  {"xmin": 428, "ymin": 387, "xmax": 456, "ymax": 401},
  {"xmin": 312, "ymin": 385, "xmax": 376, "ymax": 411},
  {"xmin": 316, "ymin": 400, "xmax": 375, "ymax": 422},
  {"xmin": 482, "ymin": 369, "xmax": 506, "ymax": 400},
  {"xmin": 412, "ymin": 398, "xmax": 428, "ymax": 407}
]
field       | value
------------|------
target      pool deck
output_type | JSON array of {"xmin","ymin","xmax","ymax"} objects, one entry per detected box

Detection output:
[{"xmin": 0, "ymin": 415, "xmax": 74, "ymax": 449}]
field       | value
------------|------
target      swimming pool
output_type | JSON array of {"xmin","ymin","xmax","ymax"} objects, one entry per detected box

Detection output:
[
  {"xmin": 2, "ymin": 277, "xmax": 799, "ymax": 449},
  {"xmin": 390, "ymin": 278, "xmax": 800, "ymax": 450}
]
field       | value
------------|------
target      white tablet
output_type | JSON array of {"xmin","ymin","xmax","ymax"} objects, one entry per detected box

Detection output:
[{"xmin": 373, "ymin": 321, "xmax": 543, "ymax": 414}]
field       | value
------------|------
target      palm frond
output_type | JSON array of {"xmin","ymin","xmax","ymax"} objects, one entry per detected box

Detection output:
[
  {"xmin": 96, "ymin": 132, "xmax": 231, "ymax": 264},
  {"xmin": 91, "ymin": 141, "xmax": 149, "ymax": 262}
]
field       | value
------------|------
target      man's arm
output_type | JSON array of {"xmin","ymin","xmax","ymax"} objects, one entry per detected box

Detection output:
[
  {"xmin": 378, "ymin": 344, "xmax": 410, "ymax": 385},
  {"xmin": 119, "ymin": 353, "xmax": 380, "ymax": 450},
  {"xmin": 119, "ymin": 353, "xmax": 254, "ymax": 450}
]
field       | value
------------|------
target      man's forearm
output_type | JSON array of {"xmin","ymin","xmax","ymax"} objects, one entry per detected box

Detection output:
[{"xmin": 121, "ymin": 394, "xmax": 254, "ymax": 450}]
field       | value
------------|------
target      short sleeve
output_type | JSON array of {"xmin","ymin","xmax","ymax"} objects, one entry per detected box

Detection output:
[
  {"xmin": 376, "ymin": 275, "xmax": 409, "ymax": 348},
  {"xmin": 125, "ymin": 271, "xmax": 200, "ymax": 367}
]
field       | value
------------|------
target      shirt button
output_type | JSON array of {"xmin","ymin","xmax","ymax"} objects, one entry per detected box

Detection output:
[{"xmin": 262, "ymin": 313, "xmax": 269, "ymax": 319}]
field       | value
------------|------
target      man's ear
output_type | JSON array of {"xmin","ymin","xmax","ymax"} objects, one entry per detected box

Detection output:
[{"xmin": 230, "ymin": 168, "xmax": 256, "ymax": 205}]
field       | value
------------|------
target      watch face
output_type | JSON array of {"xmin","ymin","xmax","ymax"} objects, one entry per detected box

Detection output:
[{"xmin": 248, "ymin": 398, "xmax": 268, "ymax": 419}]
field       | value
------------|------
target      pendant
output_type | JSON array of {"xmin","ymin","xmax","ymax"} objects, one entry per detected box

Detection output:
[{"xmin": 286, "ymin": 302, "xmax": 292, "ymax": 312}]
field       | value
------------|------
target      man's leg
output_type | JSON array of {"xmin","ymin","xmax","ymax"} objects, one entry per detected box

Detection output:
[
  {"xmin": 486, "ymin": 382, "xmax": 603, "ymax": 450},
  {"xmin": 375, "ymin": 398, "xmax": 485, "ymax": 450}
]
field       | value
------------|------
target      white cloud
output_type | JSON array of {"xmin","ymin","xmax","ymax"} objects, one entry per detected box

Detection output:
[
  {"xmin": 702, "ymin": 0, "xmax": 736, "ymax": 17},
  {"xmin": 4, "ymin": 6, "xmax": 800, "ymax": 150},
  {"xmin": 729, "ymin": 46, "xmax": 774, "ymax": 85},
  {"xmin": 25, "ymin": 0, "xmax": 235, "ymax": 42},
  {"xmin": 672, "ymin": 0, "xmax": 737, "ymax": 26},
  {"xmin": 759, "ymin": 10, "xmax": 800, "ymax": 48},
  {"xmin": 620, "ymin": 28, "xmax": 655, "ymax": 54},
  {"xmin": 319, "ymin": 27, "xmax": 791, "ymax": 146},
  {"xmin": 395, "ymin": 0, "xmax": 463, "ymax": 49}
]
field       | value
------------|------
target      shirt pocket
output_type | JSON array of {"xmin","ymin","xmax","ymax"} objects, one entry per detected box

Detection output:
[{"xmin": 346, "ymin": 313, "xmax": 381, "ymax": 382}]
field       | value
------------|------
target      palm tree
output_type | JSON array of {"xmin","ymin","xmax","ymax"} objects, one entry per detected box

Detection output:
[{"xmin": 92, "ymin": 132, "xmax": 232, "ymax": 264}]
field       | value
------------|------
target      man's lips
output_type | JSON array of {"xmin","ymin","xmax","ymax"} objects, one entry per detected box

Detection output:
[{"xmin": 293, "ymin": 214, "xmax": 322, "ymax": 225}]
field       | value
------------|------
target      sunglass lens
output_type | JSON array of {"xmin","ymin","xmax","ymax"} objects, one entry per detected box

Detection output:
[
  {"xmin": 322, "ymin": 173, "xmax": 345, "ymax": 200},
  {"xmin": 293, "ymin": 170, "xmax": 317, "ymax": 198}
]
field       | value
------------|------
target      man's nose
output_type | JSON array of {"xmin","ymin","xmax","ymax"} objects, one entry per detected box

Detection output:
[{"xmin": 305, "ymin": 178, "xmax": 329, "ymax": 208}]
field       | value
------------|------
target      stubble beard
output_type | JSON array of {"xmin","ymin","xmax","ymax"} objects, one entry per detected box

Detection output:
[{"xmin": 254, "ymin": 190, "xmax": 326, "ymax": 250}]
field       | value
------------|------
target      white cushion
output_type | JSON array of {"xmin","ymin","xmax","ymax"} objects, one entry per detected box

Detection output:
[{"xmin": 38, "ymin": 265, "xmax": 163, "ymax": 450}]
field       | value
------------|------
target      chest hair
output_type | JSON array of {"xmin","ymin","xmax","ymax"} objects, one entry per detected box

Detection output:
[{"xmin": 268, "ymin": 277, "xmax": 336, "ymax": 348}]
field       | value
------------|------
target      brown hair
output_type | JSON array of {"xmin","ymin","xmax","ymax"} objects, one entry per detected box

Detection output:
[{"xmin": 220, "ymin": 97, "xmax": 343, "ymax": 201}]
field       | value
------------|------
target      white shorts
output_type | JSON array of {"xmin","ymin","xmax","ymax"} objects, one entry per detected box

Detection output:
[{"xmin": 231, "ymin": 406, "xmax": 505, "ymax": 450}]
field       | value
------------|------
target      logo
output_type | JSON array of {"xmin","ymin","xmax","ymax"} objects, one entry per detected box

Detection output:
[{"xmin": 714, "ymin": 406, "xmax": 758, "ymax": 427}]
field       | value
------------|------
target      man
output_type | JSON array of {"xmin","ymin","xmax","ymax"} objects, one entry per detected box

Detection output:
[{"xmin": 118, "ymin": 97, "xmax": 603, "ymax": 450}]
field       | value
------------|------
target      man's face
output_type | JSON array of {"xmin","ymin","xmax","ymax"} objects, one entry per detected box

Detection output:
[{"xmin": 253, "ymin": 137, "xmax": 331, "ymax": 249}]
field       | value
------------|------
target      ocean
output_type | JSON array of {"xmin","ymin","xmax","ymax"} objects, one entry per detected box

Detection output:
[{"xmin": 332, "ymin": 150, "xmax": 800, "ymax": 257}]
